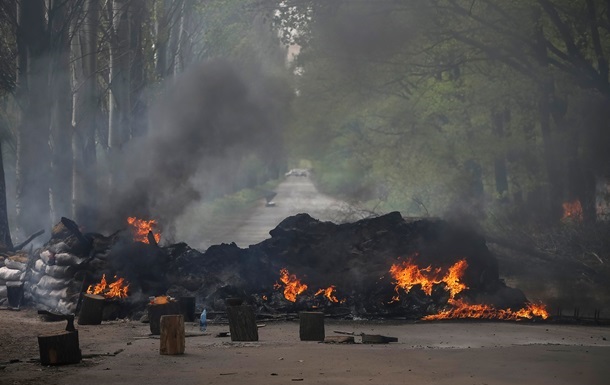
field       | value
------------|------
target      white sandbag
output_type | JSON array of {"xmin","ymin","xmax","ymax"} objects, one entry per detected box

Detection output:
[
  {"xmin": 57, "ymin": 298, "xmax": 78, "ymax": 313},
  {"xmin": 87, "ymin": 258, "xmax": 106, "ymax": 271},
  {"xmin": 45, "ymin": 264, "xmax": 72, "ymax": 279},
  {"xmin": 31, "ymin": 285, "xmax": 67, "ymax": 299},
  {"xmin": 36, "ymin": 275, "xmax": 69, "ymax": 291},
  {"xmin": 0, "ymin": 266, "xmax": 22, "ymax": 281},
  {"xmin": 5, "ymin": 259, "xmax": 27, "ymax": 271},
  {"xmin": 40, "ymin": 250, "xmax": 55, "ymax": 265},
  {"xmin": 0, "ymin": 286, "xmax": 6, "ymax": 298},
  {"xmin": 33, "ymin": 258, "xmax": 47, "ymax": 272},
  {"xmin": 49, "ymin": 242, "xmax": 69, "ymax": 254},
  {"xmin": 29, "ymin": 270, "xmax": 43, "ymax": 284},
  {"xmin": 33, "ymin": 292, "xmax": 60, "ymax": 310},
  {"xmin": 54, "ymin": 253, "xmax": 85, "ymax": 266},
  {"xmin": 94, "ymin": 251, "xmax": 109, "ymax": 260}
]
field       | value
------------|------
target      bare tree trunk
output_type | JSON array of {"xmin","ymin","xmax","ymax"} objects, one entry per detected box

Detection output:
[
  {"xmin": 0, "ymin": 142, "xmax": 13, "ymax": 249},
  {"xmin": 72, "ymin": 0, "xmax": 100, "ymax": 230},
  {"xmin": 15, "ymin": 0, "xmax": 52, "ymax": 236},
  {"xmin": 172, "ymin": 0, "xmax": 185, "ymax": 75},
  {"xmin": 130, "ymin": 0, "xmax": 146, "ymax": 138},
  {"xmin": 49, "ymin": 0, "xmax": 74, "ymax": 224},
  {"xmin": 491, "ymin": 109, "xmax": 509, "ymax": 203},
  {"xmin": 533, "ymin": 10, "xmax": 563, "ymax": 221},
  {"xmin": 155, "ymin": 0, "xmax": 170, "ymax": 78},
  {"xmin": 107, "ymin": 0, "xmax": 131, "ymax": 189}
]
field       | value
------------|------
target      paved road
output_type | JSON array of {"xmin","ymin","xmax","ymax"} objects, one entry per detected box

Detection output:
[{"xmin": 231, "ymin": 175, "xmax": 347, "ymax": 247}]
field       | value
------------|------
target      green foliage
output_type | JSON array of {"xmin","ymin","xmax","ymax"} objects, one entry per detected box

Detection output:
[{"xmin": 280, "ymin": 0, "xmax": 610, "ymax": 223}]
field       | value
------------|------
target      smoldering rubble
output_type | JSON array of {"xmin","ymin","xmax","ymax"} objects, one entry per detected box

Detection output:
[{"xmin": 0, "ymin": 211, "xmax": 537, "ymax": 320}]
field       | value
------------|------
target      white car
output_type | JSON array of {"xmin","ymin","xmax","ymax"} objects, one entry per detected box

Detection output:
[{"xmin": 285, "ymin": 168, "xmax": 308, "ymax": 177}]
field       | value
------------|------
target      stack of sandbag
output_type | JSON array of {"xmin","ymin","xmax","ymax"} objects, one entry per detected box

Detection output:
[
  {"xmin": 0, "ymin": 251, "xmax": 28, "ymax": 303},
  {"xmin": 25, "ymin": 218, "xmax": 119, "ymax": 313},
  {"xmin": 25, "ymin": 242, "xmax": 85, "ymax": 313}
]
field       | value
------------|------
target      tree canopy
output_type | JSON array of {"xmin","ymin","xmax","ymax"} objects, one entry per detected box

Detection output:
[{"xmin": 0, "ymin": 0, "xmax": 608, "ymax": 245}]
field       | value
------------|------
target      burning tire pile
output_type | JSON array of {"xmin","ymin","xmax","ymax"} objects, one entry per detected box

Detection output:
[{"xmin": 6, "ymin": 212, "xmax": 548, "ymax": 322}]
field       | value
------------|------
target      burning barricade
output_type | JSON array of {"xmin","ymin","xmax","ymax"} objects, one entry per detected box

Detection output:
[{"xmin": 17, "ymin": 211, "xmax": 549, "ymax": 323}]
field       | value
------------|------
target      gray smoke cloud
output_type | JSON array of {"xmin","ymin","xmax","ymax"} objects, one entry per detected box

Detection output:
[{"xmin": 97, "ymin": 59, "xmax": 289, "ymax": 232}]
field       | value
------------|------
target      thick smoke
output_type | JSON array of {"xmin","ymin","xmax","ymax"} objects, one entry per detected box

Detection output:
[
  {"xmin": 97, "ymin": 59, "xmax": 287, "ymax": 232},
  {"xmin": 313, "ymin": 2, "xmax": 420, "ymax": 60}
]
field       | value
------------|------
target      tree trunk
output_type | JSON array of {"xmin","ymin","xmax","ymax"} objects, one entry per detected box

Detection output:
[
  {"xmin": 0, "ymin": 142, "xmax": 13, "ymax": 250},
  {"xmin": 49, "ymin": 0, "xmax": 74, "ymax": 224},
  {"xmin": 227, "ymin": 304, "xmax": 259, "ymax": 341},
  {"xmin": 130, "ymin": 0, "xmax": 146, "ymax": 138},
  {"xmin": 299, "ymin": 311, "xmax": 325, "ymax": 341},
  {"xmin": 491, "ymin": 109, "xmax": 509, "ymax": 202},
  {"xmin": 160, "ymin": 314, "xmax": 185, "ymax": 355},
  {"xmin": 77, "ymin": 293, "xmax": 105, "ymax": 325},
  {"xmin": 155, "ymin": 0, "xmax": 170, "ymax": 78},
  {"xmin": 72, "ymin": 0, "xmax": 100, "ymax": 230},
  {"xmin": 167, "ymin": 0, "xmax": 183, "ymax": 75},
  {"xmin": 538, "ymin": 84, "xmax": 564, "ymax": 220},
  {"xmin": 148, "ymin": 301, "xmax": 181, "ymax": 335},
  {"xmin": 15, "ymin": 0, "xmax": 52, "ymax": 237},
  {"xmin": 38, "ymin": 330, "xmax": 82, "ymax": 365},
  {"xmin": 107, "ymin": 0, "xmax": 131, "ymax": 189},
  {"xmin": 533, "ymin": 11, "xmax": 564, "ymax": 221}
]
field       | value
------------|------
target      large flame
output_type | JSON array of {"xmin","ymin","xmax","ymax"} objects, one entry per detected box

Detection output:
[
  {"xmin": 562, "ymin": 200, "xmax": 583, "ymax": 221},
  {"xmin": 389, "ymin": 257, "xmax": 549, "ymax": 321},
  {"xmin": 127, "ymin": 217, "xmax": 161, "ymax": 244},
  {"xmin": 315, "ymin": 285, "xmax": 342, "ymax": 303},
  {"xmin": 422, "ymin": 299, "xmax": 549, "ymax": 321},
  {"xmin": 87, "ymin": 274, "xmax": 129, "ymax": 299},
  {"xmin": 389, "ymin": 258, "xmax": 468, "ymax": 299},
  {"xmin": 274, "ymin": 268, "xmax": 308, "ymax": 302}
]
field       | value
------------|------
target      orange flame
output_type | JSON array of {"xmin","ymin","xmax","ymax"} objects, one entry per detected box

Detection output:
[
  {"xmin": 389, "ymin": 258, "xmax": 468, "ymax": 300},
  {"xmin": 150, "ymin": 295, "xmax": 171, "ymax": 305},
  {"xmin": 127, "ymin": 217, "xmax": 161, "ymax": 244},
  {"xmin": 422, "ymin": 299, "xmax": 549, "ymax": 321},
  {"xmin": 87, "ymin": 274, "xmax": 129, "ymax": 299},
  {"xmin": 315, "ymin": 285, "xmax": 340, "ymax": 303},
  {"xmin": 275, "ymin": 268, "xmax": 308, "ymax": 302},
  {"xmin": 388, "ymin": 257, "xmax": 549, "ymax": 320},
  {"xmin": 562, "ymin": 200, "xmax": 583, "ymax": 221}
]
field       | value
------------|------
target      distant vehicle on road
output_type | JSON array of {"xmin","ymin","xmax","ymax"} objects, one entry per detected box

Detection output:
[{"xmin": 285, "ymin": 168, "xmax": 309, "ymax": 177}]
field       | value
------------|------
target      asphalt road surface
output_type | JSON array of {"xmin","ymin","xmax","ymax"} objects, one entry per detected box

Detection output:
[
  {"xmin": 3, "ymin": 308, "xmax": 609, "ymax": 385},
  {"xmin": 230, "ymin": 175, "xmax": 347, "ymax": 248}
]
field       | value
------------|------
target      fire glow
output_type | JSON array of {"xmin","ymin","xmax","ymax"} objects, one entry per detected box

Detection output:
[
  {"xmin": 274, "ymin": 268, "xmax": 308, "ymax": 302},
  {"xmin": 388, "ymin": 258, "xmax": 468, "ymax": 301},
  {"xmin": 86, "ymin": 274, "xmax": 129, "ymax": 299},
  {"xmin": 562, "ymin": 200, "xmax": 583, "ymax": 221},
  {"xmin": 315, "ymin": 285, "xmax": 343, "ymax": 303},
  {"xmin": 389, "ymin": 257, "xmax": 549, "ymax": 321},
  {"xmin": 127, "ymin": 216, "xmax": 161, "ymax": 244},
  {"xmin": 422, "ymin": 299, "xmax": 549, "ymax": 321}
]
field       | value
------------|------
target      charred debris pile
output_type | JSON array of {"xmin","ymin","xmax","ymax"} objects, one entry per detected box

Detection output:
[{"xmin": 3, "ymin": 213, "xmax": 547, "ymax": 321}]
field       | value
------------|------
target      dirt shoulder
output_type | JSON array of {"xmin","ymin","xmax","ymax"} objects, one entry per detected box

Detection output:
[{"xmin": 2, "ymin": 309, "xmax": 609, "ymax": 385}]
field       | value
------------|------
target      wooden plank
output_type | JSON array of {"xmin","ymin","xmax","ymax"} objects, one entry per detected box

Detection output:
[
  {"xmin": 324, "ymin": 335, "xmax": 355, "ymax": 344},
  {"xmin": 361, "ymin": 334, "xmax": 398, "ymax": 344}
]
